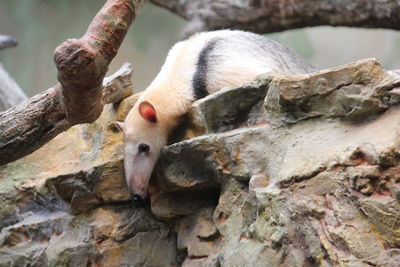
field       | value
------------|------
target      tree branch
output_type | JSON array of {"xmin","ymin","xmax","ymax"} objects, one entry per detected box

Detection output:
[
  {"xmin": 0, "ymin": 63, "xmax": 27, "ymax": 110},
  {"xmin": 0, "ymin": 0, "xmax": 146, "ymax": 166},
  {"xmin": 150, "ymin": 0, "xmax": 400, "ymax": 35},
  {"xmin": 0, "ymin": 86, "xmax": 69, "ymax": 166},
  {"xmin": 54, "ymin": 0, "xmax": 145, "ymax": 124}
]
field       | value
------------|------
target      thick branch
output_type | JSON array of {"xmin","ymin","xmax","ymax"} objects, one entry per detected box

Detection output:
[
  {"xmin": 150, "ymin": 0, "xmax": 400, "ymax": 35},
  {"xmin": 0, "ymin": 0, "xmax": 146, "ymax": 166},
  {"xmin": 0, "ymin": 86, "xmax": 69, "ymax": 166},
  {"xmin": 0, "ymin": 63, "xmax": 27, "ymax": 110},
  {"xmin": 55, "ymin": 0, "xmax": 146, "ymax": 124},
  {"xmin": 0, "ymin": 35, "xmax": 17, "ymax": 50}
]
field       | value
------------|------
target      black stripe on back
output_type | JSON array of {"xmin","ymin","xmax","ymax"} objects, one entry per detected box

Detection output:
[{"xmin": 192, "ymin": 39, "xmax": 219, "ymax": 100}]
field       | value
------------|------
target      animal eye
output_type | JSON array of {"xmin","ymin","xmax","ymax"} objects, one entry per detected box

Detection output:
[{"xmin": 138, "ymin": 143, "xmax": 150, "ymax": 153}]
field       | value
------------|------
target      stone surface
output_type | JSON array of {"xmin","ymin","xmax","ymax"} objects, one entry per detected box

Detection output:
[
  {"xmin": 102, "ymin": 62, "xmax": 134, "ymax": 104},
  {"xmin": 188, "ymin": 73, "xmax": 273, "ymax": 134},
  {"xmin": 0, "ymin": 68, "xmax": 178, "ymax": 267},
  {"xmin": 115, "ymin": 93, "xmax": 141, "ymax": 122},
  {"xmin": 265, "ymin": 58, "xmax": 400, "ymax": 124},
  {"xmin": 2, "ymin": 58, "xmax": 400, "ymax": 266}
]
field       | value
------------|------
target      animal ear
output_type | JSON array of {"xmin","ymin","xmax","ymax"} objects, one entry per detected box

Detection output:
[
  {"xmin": 138, "ymin": 101, "xmax": 157, "ymax": 123},
  {"xmin": 114, "ymin": 121, "xmax": 125, "ymax": 132}
]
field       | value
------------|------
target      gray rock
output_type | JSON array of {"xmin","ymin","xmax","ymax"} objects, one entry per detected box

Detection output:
[
  {"xmin": 2, "ymin": 59, "xmax": 400, "ymax": 266},
  {"xmin": 102, "ymin": 62, "xmax": 133, "ymax": 104},
  {"xmin": 265, "ymin": 58, "xmax": 400, "ymax": 124},
  {"xmin": 188, "ymin": 73, "xmax": 274, "ymax": 134}
]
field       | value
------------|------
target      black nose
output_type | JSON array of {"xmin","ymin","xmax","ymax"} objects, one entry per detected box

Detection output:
[{"xmin": 132, "ymin": 194, "xmax": 145, "ymax": 206}]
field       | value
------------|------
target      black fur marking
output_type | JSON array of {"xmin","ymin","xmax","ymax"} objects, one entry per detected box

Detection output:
[{"xmin": 192, "ymin": 39, "xmax": 219, "ymax": 100}]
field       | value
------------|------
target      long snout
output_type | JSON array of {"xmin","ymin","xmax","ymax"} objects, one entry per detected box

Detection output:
[
  {"xmin": 126, "ymin": 173, "xmax": 150, "ymax": 205},
  {"xmin": 122, "ymin": 140, "xmax": 162, "ymax": 205},
  {"xmin": 128, "ymin": 173, "xmax": 149, "ymax": 199},
  {"xmin": 123, "ymin": 155, "xmax": 153, "ymax": 205}
]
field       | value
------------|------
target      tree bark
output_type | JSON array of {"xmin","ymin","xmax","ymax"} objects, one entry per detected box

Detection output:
[
  {"xmin": 54, "ymin": 0, "xmax": 145, "ymax": 124},
  {"xmin": 150, "ymin": 0, "xmax": 400, "ymax": 36},
  {"xmin": 0, "ymin": 35, "xmax": 17, "ymax": 50},
  {"xmin": 0, "ymin": 86, "xmax": 69, "ymax": 167},
  {"xmin": 0, "ymin": 63, "xmax": 27, "ymax": 110},
  {"xmin": 0, "ymin": 0, "xmax": 146, "ymax": 166}
]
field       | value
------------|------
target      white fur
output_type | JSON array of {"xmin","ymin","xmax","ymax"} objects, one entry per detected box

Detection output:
[
  {"xmin": 142, "ymin": 30, "xmax": 316, "ymax": 116},
  {"xmin": 121, "ymin": 30, "xmax": 316, "ymax": 199}
]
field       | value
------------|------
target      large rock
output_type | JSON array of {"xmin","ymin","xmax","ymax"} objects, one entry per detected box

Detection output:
[
  {"xmin": 153, "ymin": 58, "xmax": 400, "ymax": 266},
  {"xmin": 0, "ymin": 68, "xmax": 177, "ymax": 266},
  {"xmin": 1, "ymin": 58, "xmax": 400, "ymax": 266}
]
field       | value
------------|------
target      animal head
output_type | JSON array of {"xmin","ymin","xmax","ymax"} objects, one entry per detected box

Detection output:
[{"xmin": 116, "ymin": 101, "xmax": 167, "ymax": 205}]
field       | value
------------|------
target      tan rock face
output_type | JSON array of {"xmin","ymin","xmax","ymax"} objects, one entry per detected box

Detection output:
[
  {"xmin": 1, "ymin": 58, "xmax": 400, "ymax": 266},
  {"xmin": 0, "ymin": 68, "xmax": 177, "ymax": 266}
]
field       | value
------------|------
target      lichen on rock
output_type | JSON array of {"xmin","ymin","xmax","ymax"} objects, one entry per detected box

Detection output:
[{"xmin": 1, "ymin": 58, "xmax": 400, "ymax": 266}]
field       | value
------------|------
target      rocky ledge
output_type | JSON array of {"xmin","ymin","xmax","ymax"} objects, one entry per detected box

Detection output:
[{"xmin": 1, "ymin": 58, "xmax": 400, "ymax": 266}]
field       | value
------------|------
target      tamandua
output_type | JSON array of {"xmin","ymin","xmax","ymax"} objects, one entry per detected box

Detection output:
[{"xmin": 116, "ymin": 30, "xmax": 317, "ymax": 204}]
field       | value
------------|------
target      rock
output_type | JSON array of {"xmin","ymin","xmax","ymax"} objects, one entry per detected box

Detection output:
[
  {"xmin": 115, "ymin": 93, "xmax": 141, "ymax": 122},
  {"xmin": 154, "ymin": 59, "xmax": 400, "ymax": 266},
  {"xmin": 188, "ymin": 73, "xmax": 273, "ymax": 134},
  {"xmin": 265, "ymin": 58, "xmax": 400, "ymax": 124},
  {"xmin": 158, "ymin": 125, "xmax": 279, "ymax": 192},
  {"xmin": 176, "ymin": 208, "xmax": 220, "ymax": 258},
  {"xmin": 0, "ymin": 66, "xmax": 178, "ymax": 267},
  {"xmin": 102, "ymin": 62, "xmax": 134, "ymax": 104},
  {"xmin": 2, "ymin": 59, "xmax": 400, "ymax": 266},
  {"xmin": 150, "ymin": 189, "xmax": 220, "ymax": 219},
  {"xmin": 91, "ymin": 160, "xmax": 131, "ymax": 203},
  {"xmin": 360, "ymin": 197, "xmax": 400, "ymax": 245}
]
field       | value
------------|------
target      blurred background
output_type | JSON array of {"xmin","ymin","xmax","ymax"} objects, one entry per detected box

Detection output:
[{"xmin": 1, "ymin": 0, "xmax": 400, "ymax": 97}]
